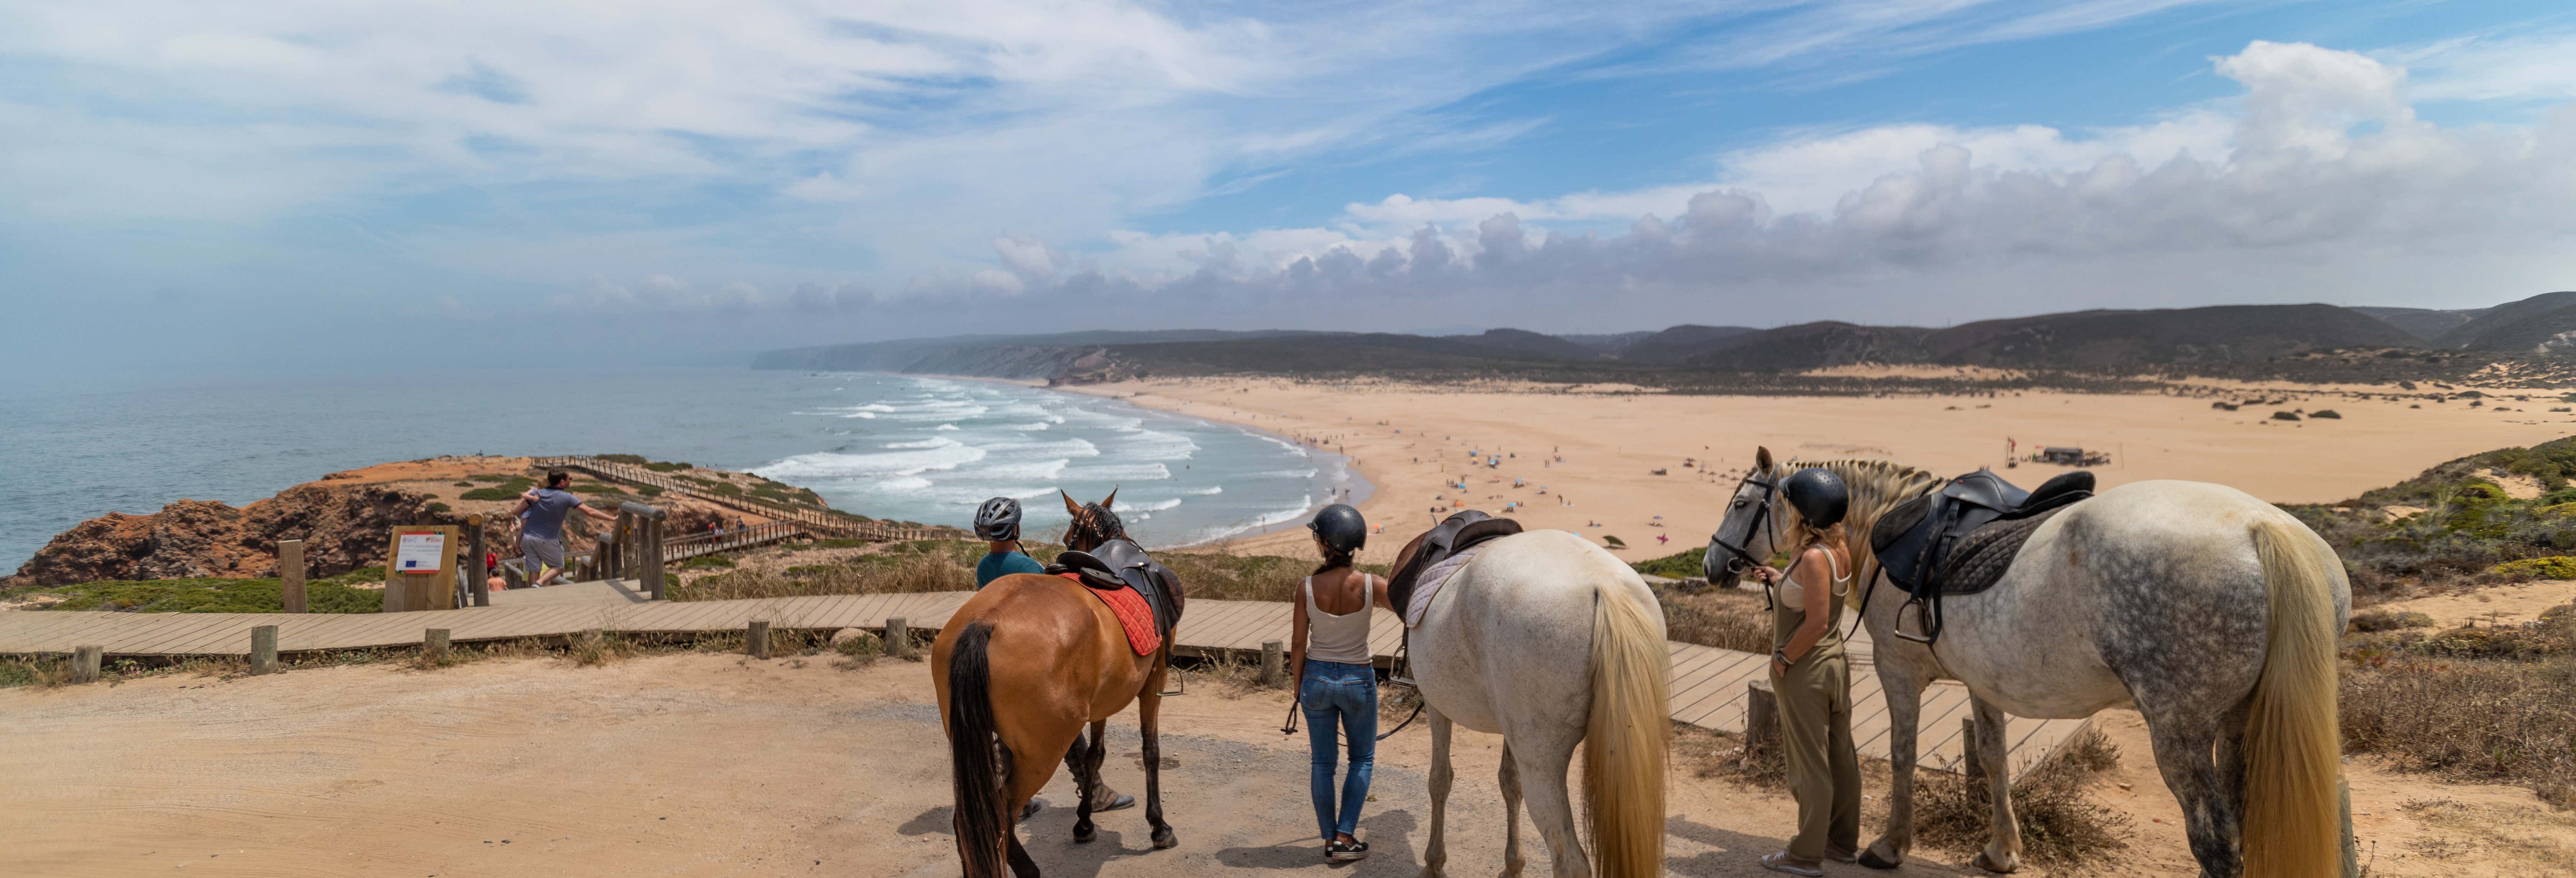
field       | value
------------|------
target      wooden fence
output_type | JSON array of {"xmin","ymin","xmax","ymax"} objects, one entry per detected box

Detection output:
[{"xmin": 532, "ymin": 456, "xmax": 961, "ymax": 542}]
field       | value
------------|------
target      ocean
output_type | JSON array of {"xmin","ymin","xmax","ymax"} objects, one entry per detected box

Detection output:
[{"xmin": 0, "ymin": 369, "xmax": 1366, "ymax": 570}]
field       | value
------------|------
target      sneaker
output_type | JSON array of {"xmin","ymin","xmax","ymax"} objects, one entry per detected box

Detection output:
[
  {"xmin": 1327, "ymin": 839, "xmax": 1369, "ymax": 861},
  {"xmin": 1760, "ymin": 852, "xmax": 1824, "ymax": 876},
  {"xmin": 1824, "ymin": 846, "xmax": 1861, "ymax": 863}
]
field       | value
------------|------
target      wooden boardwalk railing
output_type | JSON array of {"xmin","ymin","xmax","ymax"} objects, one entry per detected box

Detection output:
[
  {"xmin": 0, "ymin": 589, "xmax": 2087, "ymax": 780},
  {"xmin": 533, "ymin": 456, "xmax": 961, "ymax": 542}
]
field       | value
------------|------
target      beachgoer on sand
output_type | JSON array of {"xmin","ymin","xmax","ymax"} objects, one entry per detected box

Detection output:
[
  {"xmin": 1290, "ymin": 503, "xmax": 1389, "ymax": 862},
  {"xmin": 513, "ymin": 468, "xmax": 619, "ymax": 586},
  {"xmin": 971, "ymin": 497, "xmax": 1044, "ymax": 588},
  {"xmin": 1749, "ymin": 468, "xmax": 1862, "ymax": 876}
]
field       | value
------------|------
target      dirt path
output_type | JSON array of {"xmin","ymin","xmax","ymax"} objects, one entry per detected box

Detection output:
[{"xmin": 2, "ymin": 653, "xmax": 2560, "ymax": 877}]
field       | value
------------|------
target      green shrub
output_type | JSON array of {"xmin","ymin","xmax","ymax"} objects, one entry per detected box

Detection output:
[
  {"xmin": 643, "ymin": 461, "xmax": 691, "ymax": 473},
  {"xmin": 467, "ymin": 474, "xmax": 515, "ymax": 483},
  {"xmin": 1631, "ymin": 546, "xmax": 1707, "ymax": 580},
  {"xmin": 1, "ymin": 568, "xmax": 390, "ymax": 614},
  {"xmin": 676, "ymin": 555, "xmax": 735, "ymax": 570},
  {"xmin": 596, "ymin": 453, "xmax": 649, "ymax": 465},
  {"xmin": 452, "ymin": 481, "xmax": 474, "ymax": 487},
  {"xmin": 2350, "ymin": 610, "xmax": 2435, "ymax": 632},
  {"xmin": 2494, "ymin": 556, "xmax": 2576, "ymax": 580},
  {"xmin": 637, "ymin": 485, "xmax": 664, "ymax": 497},
  {"xmin": 424, "ymin": 502, "xmax": 451, "ymax": 514},
  {"xmin": 459, "ymin": 477, "xmax": 535, "ymax": 501}
]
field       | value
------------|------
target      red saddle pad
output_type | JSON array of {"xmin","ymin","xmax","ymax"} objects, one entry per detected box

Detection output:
[{"xmin": 1059, "ymin": 573, "xmax": 1162, "ymax": 655}]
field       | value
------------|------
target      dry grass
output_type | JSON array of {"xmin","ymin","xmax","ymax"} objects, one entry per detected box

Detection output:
[
  {"xmin": 1912, "ymin": 726, "xmax": 2133, "ymax": 869},
  {"xmin": 2342, "ymin": 601, "xmax": 2576, "ymax": 807},
  {"xmin": 1655, "ymin": 585, "xmax": 1773, "ymax": 654},
  {"xmin": 2400, "ymin": 797, "xmax": 2576, "ymax": 875}
]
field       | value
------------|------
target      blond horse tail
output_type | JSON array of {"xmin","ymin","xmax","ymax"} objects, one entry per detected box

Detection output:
[
  {"xmin": 2242, "ymin": 518, "xmax": 2343, "ymax": 878},
  {"xmin": 1583, "ymin": 584, "xmax": 1670, "ymax": 878}
]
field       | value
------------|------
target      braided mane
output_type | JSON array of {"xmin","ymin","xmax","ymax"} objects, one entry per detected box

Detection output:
[{"xmin": 1751, "ymin": 457, "xmax": 1945, "ymax": 599}]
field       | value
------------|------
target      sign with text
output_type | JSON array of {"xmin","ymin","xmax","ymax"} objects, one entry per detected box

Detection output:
[
  {"xmin": 381, "ymin": 525, "xmax": 460, "ymax": 613},
  {"xmin": 395, "ymin": 531, "xmax": 446, "ymax": 574}
]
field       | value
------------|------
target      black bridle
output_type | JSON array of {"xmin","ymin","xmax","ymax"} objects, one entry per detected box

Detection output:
[{"xmin": 1707, "ymin": 468, "xmax": 1782, "ymax": 581}]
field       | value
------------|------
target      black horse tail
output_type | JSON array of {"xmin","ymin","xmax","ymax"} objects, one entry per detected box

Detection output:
[{"xmin": 946, "ymin": 620, "xmax": 1010, "ymax": 878}]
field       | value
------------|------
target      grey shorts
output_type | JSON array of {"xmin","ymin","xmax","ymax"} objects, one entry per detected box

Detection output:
[{"xmin": 519, "ymin": 535, "xmax": 566, "ymax": 581}]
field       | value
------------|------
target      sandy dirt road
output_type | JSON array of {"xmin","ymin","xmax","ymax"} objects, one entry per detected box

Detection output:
[{"xmin": 4, "ymin": 652, "xmax": 2561, "ymax": 878}]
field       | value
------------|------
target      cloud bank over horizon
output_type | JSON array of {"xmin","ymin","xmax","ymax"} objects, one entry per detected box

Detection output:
[{"xmin": 3, "ymin": 2, "xmax": 2574, "ymax": 371}]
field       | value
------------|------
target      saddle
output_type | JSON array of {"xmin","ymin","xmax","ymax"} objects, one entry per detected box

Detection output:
[
  {"xmin": 1387, "ymin": 510, "xmax": 1524, "ymax": 615},
  {"xmin": 1048, "ymin": 539, "xmax": 1182, "ymax": 640},
  {"xmin": 1869, "ymin": 469, "xmax": 2094, "ymax": 643}
]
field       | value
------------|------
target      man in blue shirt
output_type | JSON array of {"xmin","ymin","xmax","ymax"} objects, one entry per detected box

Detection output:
[
  {"xmin": 511, "ymin": 468, "xmax": 619, "ymax": 586},
  {"xmin": 972, "ymin": 497, "xmax": 1046, "ymax": 588}
]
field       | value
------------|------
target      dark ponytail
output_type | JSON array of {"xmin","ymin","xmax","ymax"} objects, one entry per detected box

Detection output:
[{"xmin": 1311, "ymin": 545, "xmax": 1355, "ymax": 577}]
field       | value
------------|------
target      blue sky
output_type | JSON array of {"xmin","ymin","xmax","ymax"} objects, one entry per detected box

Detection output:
[{"xmin": 3, "ymin": 0, "xmax": 2574, "ymax": 375}]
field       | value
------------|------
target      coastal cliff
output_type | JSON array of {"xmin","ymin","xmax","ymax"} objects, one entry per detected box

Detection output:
[{"xmin": 4, "ymin": 456, "xmax": 748, "ymax": 589}]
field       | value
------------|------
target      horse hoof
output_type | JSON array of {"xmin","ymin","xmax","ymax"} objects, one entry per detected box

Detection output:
[
  {"xmin": 1972, "ymin": 851, "xmax": 2019, "ymax": 873},
  {"xmin": 1858, "ymin": 850, "xmax": 1902, "ymax": 870},
  {"xmin": 1073, "ymin": 825, "xmax": 1095, "ymax": 844},
  {"xmin": 1151, "ymin": 827, "xmax": 1178, "ymax": 849}
]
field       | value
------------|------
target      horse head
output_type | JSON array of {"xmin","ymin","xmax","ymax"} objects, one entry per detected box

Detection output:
[
  {"xmin": 1707, "ymin": 445, "xmax": 1793, "ymax": 585},
  {"xmin": 1059, "ymin": 488, "xmax": 1126, "ymax": 553}
]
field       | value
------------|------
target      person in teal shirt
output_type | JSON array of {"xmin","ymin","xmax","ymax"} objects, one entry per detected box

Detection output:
[{"xmin": 972, "ymin": 497, "xmax": 1046, "ymax": 588}]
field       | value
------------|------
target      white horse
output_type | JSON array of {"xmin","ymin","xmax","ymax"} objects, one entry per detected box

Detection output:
[
  {"xmin": 1401, "ymin": 528, "xmax": 1670, "ymax": 878},
  {"xmin": 1710, "ymin": 450, "xmax": 2347, "ymax": 878}
]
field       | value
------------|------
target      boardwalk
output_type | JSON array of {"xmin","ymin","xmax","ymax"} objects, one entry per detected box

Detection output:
[{"xmin": 0, "ymin": 586, "xmax": 2085, "ymax": 780}]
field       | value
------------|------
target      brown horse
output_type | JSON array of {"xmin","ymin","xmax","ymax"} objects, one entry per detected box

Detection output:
[{"xmin": 931, "ymin": 489, "xmax": 1184, "ymax": 878}]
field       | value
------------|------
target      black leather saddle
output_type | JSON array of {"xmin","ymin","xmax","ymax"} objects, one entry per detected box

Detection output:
[
  {"xmin": 1048, "ymin": 539, "xmax": 1183, "ymax": 639},
  {"xmin": 1869, "ymin": 469, "xmax": 2094, "ymax": 643},
  {"xmin": 1387, "ymin": 510, "xmax": 1524, "ymax": 614}
]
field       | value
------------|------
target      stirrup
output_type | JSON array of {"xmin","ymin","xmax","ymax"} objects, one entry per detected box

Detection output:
[
  {"xmin": 1387, "ymin": 638, "xmax": 1417, "ymax": 687},
  {"xmin": 1893, "ymin": 596, "xmax": 1940, "ymax": 645}
]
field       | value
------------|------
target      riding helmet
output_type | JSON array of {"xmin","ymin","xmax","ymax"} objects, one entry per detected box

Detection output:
[
  {"xmin": 973, "ymin": 497, "xmax": 1022, "ymax": 541},
  {"xmin": 1308, "ymin": 503, "xmax": 1368, "ymax": 554},
  {"xmin": 1782, "ymin": 467, "xmax": 1850, "ymax": 529}
]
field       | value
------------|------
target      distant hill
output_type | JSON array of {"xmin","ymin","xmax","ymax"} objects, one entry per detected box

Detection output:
[
  {"xmin": 1621, "ymin": 325, "xmax": 1761, "ymax": 363},
  {"xmin": 752, "ymin": 329, "xmax": 1322, "ymax": 376},
  {"xmin": 1442, "ymin": 328, "xmax": 1603, "ymax": 359},
  {"xmin": 1685, "ymin": 322, "xmax": 1932, "ymax": 370},
  {"xmin": 1921, "ymin": 304, "xmax": 2420, "ymax": 368},
  {"xmin": 2435, "ymin": 291, "xmax": 2576, "ymax": 350},
  {"xmin": 2351, "ymin": 306, "xmax": 2485, "ymax": 341},
  {"xmin": 2447, "ymin": 302, "xmax": 2576, "ymax": 354},
  {"xmin": 1556, "ymin": 331, "xmax": 1655, "ymax": 356}
]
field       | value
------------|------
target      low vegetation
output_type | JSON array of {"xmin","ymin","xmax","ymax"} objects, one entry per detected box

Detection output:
[
  {"xmin": 459, "ymin": 476, "xmax": 536, "ymax": 501},
  {"xmin": 2341, "ymin": 601, "xmax": 2576, "ymax": 807},
  {"xmin": 1910, "ymin": 728, "xmax": 2132, "ymax": 869},
  {"xmin": 671, "ymin": 540, "xmax": 1382, "ymax": 604},
  {"xmin": 0, "ymin": 568, "xmax": 392, "ymax": 614},
  {"xmin": 2282, "ymin": 435, "xmax": 2576, "ymax": 599}
]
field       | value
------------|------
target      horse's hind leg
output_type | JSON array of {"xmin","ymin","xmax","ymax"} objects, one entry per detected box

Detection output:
[
  {"xmin": 2142, "ymin": 701, "xmax": 2237, "ymax": 878},
  {"xmin": 1072, "ymin": 719, "xmax": 1107, "ymax": 843},
  {"xmin": 1496, "ymin": 741, "xmax": 1527, "ymax": 878},
  {"xmin": 1422, "ymin": 707, "xmax": 1453, "ymax": 878},
  {"xmin": 1970, "ymin": 697, "xmax": 2021, "ymax": 874},
  {"xmin": 1505, "ymin": 724, "xmax": 1589, "ymax": 878},
  {"xmin": 1139, "ymin": 680, "xmax": 1176, "ymax": 849}
]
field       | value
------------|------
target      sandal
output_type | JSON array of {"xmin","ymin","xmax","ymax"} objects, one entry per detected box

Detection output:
[
  {"xmin": 1760, "ymin": 851, "xmax": 1824, "ymax": 876},
  {"xmin": 1327, "ymin": 839, "xmax": 1370, "ymax": 861}
]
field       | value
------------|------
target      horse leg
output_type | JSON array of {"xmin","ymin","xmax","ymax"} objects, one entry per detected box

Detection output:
[
  {"xmin": 1072, "ymin": 719, "xmax": 1108, "ymax": 843},
  {"xmin": 1139, "ymin": 675, "xmax": 1177, "ymax": 850},
  {"xmin": 2141, "ymin": 701, "xmax": 2236, "ymax": 878},
  {"xmin": 1001, "ymin": 725, "xmax": 1075, "ymax": 878},
  {"xmin": 2213, "ymin": 697, "xmax": 2252, "ymax": 870},
  {"xmin": 1496, "ymin": 741, "xmax": 1526, "ymax": 878},
  {"xmin": 1422, "ymin": 707, "xmax": 1454, "ymax": 878},
  {"xmin": 1970, "ymin": 697, "xmax": 2021, "ymax": 874},
  {"xmin": 1860, "ymin": 671, "xmax": 1929, "ymax": 869},
  {"xmin": 1508, "ymin": 727, "xmax": 1590, "ymax": 878}
]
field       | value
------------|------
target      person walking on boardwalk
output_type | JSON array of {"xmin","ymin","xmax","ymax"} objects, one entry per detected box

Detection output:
[
  {"xmin": 513, "ymin": 468, "xmax": 618, "ymax": 586},
  {"xmin": 1288, "ymin": 503, "xmax": 1391, "ymax": 862},
  {"xmin": 971, "ymin": 497, "xmax": 1045, "ymax": 588},
  {"xmin": 1747, "ymin": 467, "xmax": 1863, "ymax": 875}
]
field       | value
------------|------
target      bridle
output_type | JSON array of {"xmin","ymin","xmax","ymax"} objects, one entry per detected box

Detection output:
[{"xmin": 1709, "ymin": 467, "xmax": 1782, "ymax": 580}]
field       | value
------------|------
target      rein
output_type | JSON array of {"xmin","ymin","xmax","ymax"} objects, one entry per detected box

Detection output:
[{"xmin": 1710, "ymin": 469, "xmax": 1782, "ymax": 580}]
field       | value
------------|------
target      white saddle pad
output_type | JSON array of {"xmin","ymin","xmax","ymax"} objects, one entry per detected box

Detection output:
[{"xmin": 1405, "ymin": 545, "xmax": 1487, "ymax": 628}]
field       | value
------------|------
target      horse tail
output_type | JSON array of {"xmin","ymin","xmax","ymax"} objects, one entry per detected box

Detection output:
[
  {"xmin": 2242, "ymin": 518, "xmax": 2343, "ymax": 878},
  {"xmin": 1582, "ymin": 584, "xmax": 1670, "ymax": 878},
  {"xmin": 945, "ymin": 620, "xmax": 1010, "ymax": 878}
]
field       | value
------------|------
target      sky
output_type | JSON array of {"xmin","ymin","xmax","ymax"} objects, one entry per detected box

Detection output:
[{"xmin": 3, "ymin": 0, "xmax": 2574, "ymax": 376}]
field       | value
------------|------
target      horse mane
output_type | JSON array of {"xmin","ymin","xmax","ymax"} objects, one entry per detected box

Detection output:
[
  {"xmin": 1065, "ymin": 502, "xmax": 1127, "ymax": 549},
  {"xmin": 1754, "ymin": 456, "xmax": 1945, "ymax": 589}
]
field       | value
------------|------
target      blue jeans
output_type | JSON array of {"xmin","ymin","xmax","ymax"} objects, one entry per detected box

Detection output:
[{"xmin": 1300, "ymin": 660, "xmax": 1378, "ymax": 841}]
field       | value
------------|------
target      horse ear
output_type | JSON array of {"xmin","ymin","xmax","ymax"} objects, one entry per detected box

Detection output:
[
  {"xmin": 1061, "ymin": 490, "xmax": 1082, "ymax": 516},
  {"xmin": 1755, "ymin": 446, "xmax": 1775, "ymax": 470},
  {"xmin": 1101, "ymin": 487, "xmax": 1117, "ymax": 510}
]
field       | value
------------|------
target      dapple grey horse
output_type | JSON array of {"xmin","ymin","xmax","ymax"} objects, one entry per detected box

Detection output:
[
  {"xmin": 1402, "ymin": 528, "xmax": 1671, "ymax": 878},
  {"xmin": 1710, "ymin": 449, "xmax": 2346, "ymax": 878}
]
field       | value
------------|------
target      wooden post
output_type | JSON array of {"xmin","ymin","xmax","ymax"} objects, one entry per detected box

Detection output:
[
  {"xmin": 466, "ymin": 515, "xmax": 489, "ymax": 607},
  {"xmin": 642, "ymin": 516, "xmax": 665, "ymax": 599},
  {"xmin": 1961, "ymin": 716, "xmax": 1985, "ymax": 783},
  {"xmin": 248, "ymin": 625, "xmax": 279, "ymax": 675},
  {"xmin": 1260, "ymin": 640, "xmax": 1284, "ymax": 686},
  {"xmin": 72, "ymin": 645, "xmax": 103, "ymax": 684},
  {"xmin": 424, "ymin": 629, "xmax": 450, "ymax": 663},
  {"xmin": 279, "ymin": 539, "xmax": 307, "ymax": 614},
  {"xmin": 2339, "ymin": 776, "xmax": 2359, "ymax": 878},
  {"xmin": 886, "ymin": 617, "xmax": 911, "ymax": 660},
  {"xmin": 1745, "ymin": 679, "xmax": 1779, "ymax": 750},
  {"xmin": 748, "ymin": 620, "xmax": 772, "ymax": 660}
]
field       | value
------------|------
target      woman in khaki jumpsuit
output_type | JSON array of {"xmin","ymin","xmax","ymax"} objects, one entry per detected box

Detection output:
[{"xmin": 1751, "ymin": 467, "xmax": 1861, "ymax": 876}]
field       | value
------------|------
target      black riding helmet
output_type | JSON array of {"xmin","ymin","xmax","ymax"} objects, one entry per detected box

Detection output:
[
  {"xmin": 973, "ymin": 497, "xmax": 1022, "ymax": 541},
  {"xmin": 1308, "ymin": 503, "xmax": 1367, "ymax": 555},
  {"xmin": 1783, "ymin": 467, "xmax": 1849, "ymax": 529}
]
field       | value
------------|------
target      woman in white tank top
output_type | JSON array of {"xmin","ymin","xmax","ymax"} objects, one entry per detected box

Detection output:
[{"xmin": 1291, "ymin": 503, "xmax": 1391, "ymax": 862}]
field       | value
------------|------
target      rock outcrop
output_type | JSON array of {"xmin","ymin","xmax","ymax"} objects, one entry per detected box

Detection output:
[{"xmin": 7, "ymin": 482, "xmax": 481, "ymax": 587}]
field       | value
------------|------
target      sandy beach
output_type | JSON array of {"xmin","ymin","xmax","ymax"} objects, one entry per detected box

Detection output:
[{"xmin": 1066, "ymin": 377, "xmax": 2576, "ymax": 566}]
